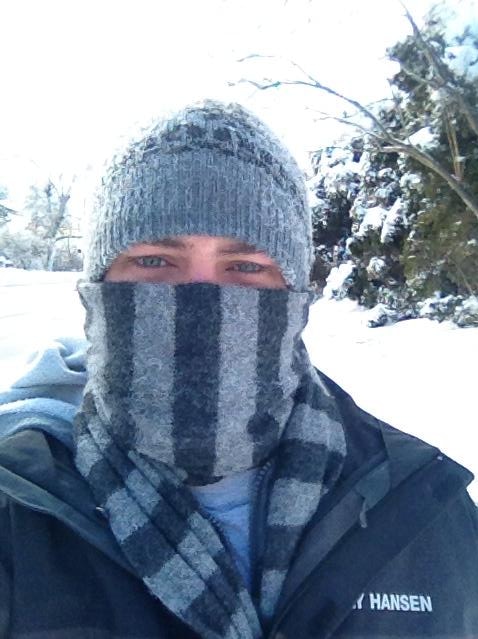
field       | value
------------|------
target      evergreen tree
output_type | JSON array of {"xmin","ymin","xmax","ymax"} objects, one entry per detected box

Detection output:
[
  {"xmin": 389, "ymin": 6, "xmax": 478, "ymax": 308},
  {"xmin": 308, "ymin": 1, "xmax": 478, "ymax": 325}
]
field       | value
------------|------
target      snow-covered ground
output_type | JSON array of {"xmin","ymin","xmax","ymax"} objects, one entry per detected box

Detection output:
[
  {"xmin": 0, "ymin": 269, "xmax": 84, "ymax": 384},
  {"xmin": 1, "ymin": 268, "xmax": 477, "ymax": 500},
  {"xmin": 303, "ymin": 299, "xmax": 477, "ymax": 501}
]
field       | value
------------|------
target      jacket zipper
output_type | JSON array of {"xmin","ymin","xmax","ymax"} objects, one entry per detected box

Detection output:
[{"xmin": 249, "ymin": 460, "xmax": 274, "ymax": 607}]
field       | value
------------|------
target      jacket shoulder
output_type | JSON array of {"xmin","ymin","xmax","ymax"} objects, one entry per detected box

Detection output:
[
  {"xmin": 317, "ymin": 368, "xmax": 475, "ymax": 490},
  {"xmin": 0, "ymin": 429, "xmax": 97, "ymax": 526}
]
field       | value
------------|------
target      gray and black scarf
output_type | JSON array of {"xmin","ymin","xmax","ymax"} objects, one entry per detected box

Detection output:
[{"xmin": 75, "ymin": 282, "xmax": 346, "ymax": 639}]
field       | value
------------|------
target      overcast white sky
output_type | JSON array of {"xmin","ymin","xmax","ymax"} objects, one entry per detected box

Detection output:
[{"xmin": 1, "ymin": 0, "xmax": 437, "ymax": 215}]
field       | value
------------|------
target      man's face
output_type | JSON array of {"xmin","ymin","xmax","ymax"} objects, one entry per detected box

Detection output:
[{"xmin": 104, "ymin": 235, "xmax": 287, "ymax": 289}]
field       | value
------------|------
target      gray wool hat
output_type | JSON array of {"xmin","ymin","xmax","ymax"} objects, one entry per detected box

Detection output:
[{"xmin": 85, "ymin": 100, "xmax": 313, "ymax": 289}]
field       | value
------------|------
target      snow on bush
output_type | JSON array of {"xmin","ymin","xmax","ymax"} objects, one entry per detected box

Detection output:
[
  {"xmin": 419, "ymin": 294, "xmax": 478, "ymax": 328},
  {"xmin": 446, "ymin": 43, "xmax": 478, "ymax": 80},
  {"xmin": 408, "ymin": 127, "xmax": 435, "ymax": 148},
  {"xmin": 374, "ymin": 184, "xmax": 395, "ymax": 204},
  {"xmin": 381, "ymin": 198, "xmax": 406, "ymax": 244},
  {"xmin": 454, "ymin": 296, "xmax": 478, "ymax": 327},
  {"xmin": 366, "ymin": 303, "xmax": 397, "ymax": 328},
  {"xmin": 356, "ymin": 206, "xmax": 387, "ymax": 238},
  {"xmin": 366, "ymin": 257, "xmax": 387, "ymax": 280},
  {"xmin": 399, "ymin": 173, "xmax": 421, "ymax": 189},
  {"xmin": 307, "ymin": 1, "xmax": 478, "ymax": 327},
  {"xmin": 418, "ymin": 293, "xmax": 460, "ymax": 322},
  {"xmin": 323, "ymin": 262, "xmax": 356, "ymax": 300},
  {"xmin": 440, "ymin": 0, "xmax": 478, "ymax": 81}
]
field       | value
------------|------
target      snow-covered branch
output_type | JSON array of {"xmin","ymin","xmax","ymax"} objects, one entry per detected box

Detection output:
[{"xmin": 234, "ymin": 41, "xmax": 478, "ymax": 221}]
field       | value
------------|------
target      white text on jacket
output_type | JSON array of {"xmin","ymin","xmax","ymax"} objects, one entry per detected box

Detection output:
[{"xmin": 353, "ymin": 593, "xmax": 433, "ymax": 612}]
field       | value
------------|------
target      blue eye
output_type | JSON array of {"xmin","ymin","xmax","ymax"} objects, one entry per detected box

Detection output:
[
  {"xmin": 230, "ymin": 262, "xmax": 265, "ymax": 273},
  {"xmin": 135, "ymin": 256, "xmax": 168, "ymax": 268}
]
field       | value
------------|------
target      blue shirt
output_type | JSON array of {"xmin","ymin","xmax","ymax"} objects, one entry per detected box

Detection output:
[{"xmin": 191, "ymin": 468, "xmax": 258, "ymax": 589}]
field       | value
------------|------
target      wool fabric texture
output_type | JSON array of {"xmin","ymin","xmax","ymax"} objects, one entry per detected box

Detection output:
[
  {"xmin": 84, "ymin": 101, "xmax": 313, "ymax": 290},
  {"xmin": 74, "ymin": 282, "xmax": 346, "ymax": 638}
]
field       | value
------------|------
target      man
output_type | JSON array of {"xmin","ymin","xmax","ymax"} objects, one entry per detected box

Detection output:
[{"xmin": 0, "ymin": 100, "xmax": 477, "ymax": 639}]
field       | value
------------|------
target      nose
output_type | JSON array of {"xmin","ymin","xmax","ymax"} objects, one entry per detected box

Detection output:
[{"xmin": 185, "ymin": 257, "xmax": 220, "ymax": 285}]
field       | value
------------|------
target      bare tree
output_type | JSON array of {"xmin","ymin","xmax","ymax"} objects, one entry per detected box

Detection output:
[
  {"xmin": 43, "ymin": 179, "xmax": 73, "ymax": 270},
  {"xmin": 25, "ymin": 175, "xmax": 81, "ymax": 270}
]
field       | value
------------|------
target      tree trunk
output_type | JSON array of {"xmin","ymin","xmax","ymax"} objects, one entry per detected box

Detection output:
[{"xmin": 46, "ymin": 193, "xmax": 70, "ymax": 271}]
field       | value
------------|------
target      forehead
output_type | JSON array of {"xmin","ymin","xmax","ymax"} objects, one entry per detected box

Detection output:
[{"xmin": 123, "ymin": 235, "xmax": 267, "ymax": 255}]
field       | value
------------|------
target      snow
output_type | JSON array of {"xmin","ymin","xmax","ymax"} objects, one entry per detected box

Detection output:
[
  {"xmin": 0, "ymin": 270, "xmax": 83, "ymax": 384},
  {"xmin": 366, "ymin": 257, "xmax": 386, "ymax": 279},
  {"xmin": 323, "ymin": 262, "xmax": 355, "ymax": 299},
  {"xmin": 459, "ymin": 296, "xmax": 478, "ymax": 314},
  {"xmin": 309, "ymin": 145, "xmax": 367, "ymax": 200},
  {"xmin": 454, "ymin": 295, "xmax": 478, "ymax": 327},
  {"xmin": 302, "ymin": 297, "xmax": 478, "ymax": 501},
  {"xmin": 446, "ymin": 43, "xmax": 478, "ymax": 80},
  {"xmin": 357, "ymin": 206, "xmax": 387, "ymax": 237},
  {"xmin": 366, "ymin": 302, "xmax": 395, "ymax": 327},
  {"xmin": 320, "ymin": 146, "xmax": 368, "ymax": 176},
  {"xmin": 307, "ymin": 190, "xmax": 325, "ymax": 209},
  {"xmin": 381, "ymin": 198, "xmax": 405, "ymax": 243},
  {"xmin": 408, "ymin": 127, "xmax": 435, "ymax": 148},
  {"xmin": 439, "ymin": 0, "xmax": 478, "ymax": 81},
  {"xmin": 399, "ymin": 173, "xmax": 421, "ymax": 189},
  {"xmin": 374, "ymin": 185, "xmax": 394, "ymax": 202},
  {"xmin": 0, "ymin": 268, "xmax": 81, "ymax": 287},
  {"xmin": 0, "ymin": 269, "xmax": 477, "ymax": 501},
  {"xmin": 440, "ymin": 0, "xmax": 478, "ymax": 42},
  {"xmin": 418, "ymin": 293, "xmax": 454, "ymax": 319},
  {"xmin": 377, "ymin": 168, "xmax": 396, "ymax": 181}
]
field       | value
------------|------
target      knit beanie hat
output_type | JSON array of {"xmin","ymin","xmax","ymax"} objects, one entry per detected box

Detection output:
[{"xmin": 85, "ymin": 100, "xmax": 313, "ymax": 290}]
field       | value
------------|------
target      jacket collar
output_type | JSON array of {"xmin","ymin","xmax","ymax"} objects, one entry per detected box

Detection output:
[{"xmin": 0, "ymin": 427, "xmax": 134, "ymax": 576}]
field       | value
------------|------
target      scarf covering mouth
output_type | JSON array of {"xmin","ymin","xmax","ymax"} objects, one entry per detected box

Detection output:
[{"xmin": 75, "ymin": 282, "xmax": 346, "ymax": 638}]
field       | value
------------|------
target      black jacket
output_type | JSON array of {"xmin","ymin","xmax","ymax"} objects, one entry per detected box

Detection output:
[{"xmin": 0, "ymin": 374, "xmax": 477, "ymax": 638}]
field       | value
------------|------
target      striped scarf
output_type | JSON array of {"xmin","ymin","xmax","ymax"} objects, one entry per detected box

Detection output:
[{"xmin": 74, "ymin": 282, "xmax": 346, "ymax": 638}]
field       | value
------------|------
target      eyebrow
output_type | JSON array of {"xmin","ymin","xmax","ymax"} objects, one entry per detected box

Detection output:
[
  {"xmin": 218, "ymin": 243, "xmax": 264, "ymax": 256},
  {"xmin": 148, "ymin": 238, "xmax": 265, "ymax": 255}
]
